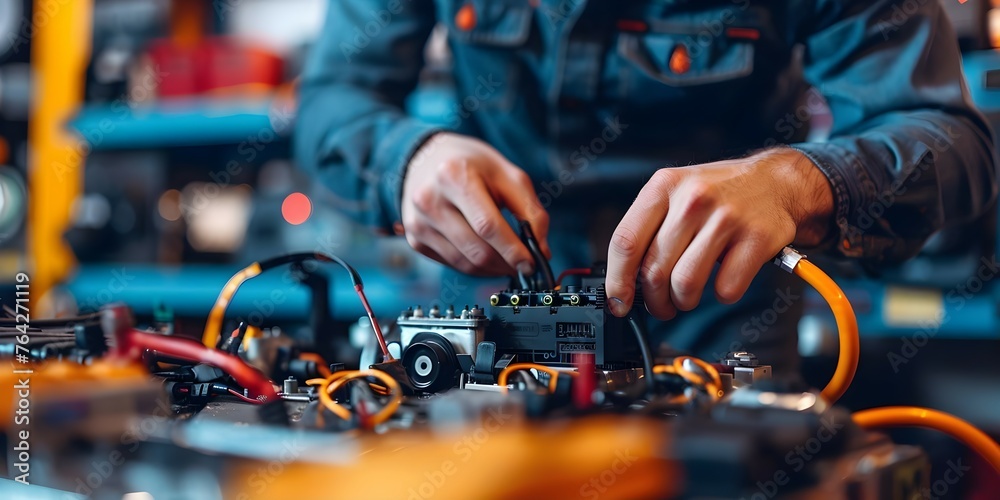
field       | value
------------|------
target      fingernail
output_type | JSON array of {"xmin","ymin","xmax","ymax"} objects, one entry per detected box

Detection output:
[
  {"xmin": 517, "ymin": 261, "xmax": 535, "ymax": 275},
  {"xmin": 609, "ymin": 297, "xmax": 628, "ymax": 317}
]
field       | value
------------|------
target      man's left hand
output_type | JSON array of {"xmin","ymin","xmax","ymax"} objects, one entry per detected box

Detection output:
[{"xmin": 605, "ymin": 148, "xmax": 834, "ymax": 319}]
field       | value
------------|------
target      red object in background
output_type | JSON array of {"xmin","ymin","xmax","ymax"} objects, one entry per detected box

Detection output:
[
  {"xmin": 281, "ymin": 192, "xmax": 312, "ymax": 225},
  {"xmin": 967, "ymin": 450, "xmax": 1000, "ymax": 500},
  {"xmin": 146, "ymin": 39, "xmax": 201, "ymax": 97},
  {"xmin": 145, "ymin": 37, "xmax": 284, "ymax": 99},
  {"xmin": 201, "ymin": 37, "xmax": 284, "ymax": 95}
]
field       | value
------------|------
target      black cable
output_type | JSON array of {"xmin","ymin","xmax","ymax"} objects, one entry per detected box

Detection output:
[
  {"xmin": 517, "ymin": 270, "xmax": 533, "ymax": 291},
  {"xmin": 526, "ymin": 237, "xmax": 554, "ymax": 290},
  {"xmin": 228, "ymin": 321, "xmax": 249, "ymax": 355},
  {"xmin": 627, "ymin": 315, "xmax": 655, "ymax": 398},
  {"xmin": 517, "ymin": 220, "xmax": 555, "ymax": 290},
  {"xmin": 216, "ymin": 251, "xmax": 364, "ymax": 341},
  {"xmin": 257, "ymin": 252, "xmax": 362, "ymax": 287}
]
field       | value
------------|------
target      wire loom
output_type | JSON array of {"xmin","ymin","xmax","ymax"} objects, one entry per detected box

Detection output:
[
  {"xmin": 200, "ymin": 252, "xmax": 392, "ymax": 362},
  {"xmin": 147, "ymin": 248, "xmax": 1000, "ymax": 475}
]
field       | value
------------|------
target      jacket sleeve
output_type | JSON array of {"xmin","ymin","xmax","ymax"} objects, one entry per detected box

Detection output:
[
  {"xmin": 789, "ymin": 0, "xmax": 997, "ymax": 264},
  {"xmin": 294, "ymin": 0, "xmax": 442, "ymax": 230}
]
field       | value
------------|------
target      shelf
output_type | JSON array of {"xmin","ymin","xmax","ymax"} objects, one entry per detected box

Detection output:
[
  {"xmin": 62, "ymin": 264, "xmax": 467, "ymax": 321},
  {"xmin": 67, "ymin": 96, "xmax": 289, "ymax": 151}
]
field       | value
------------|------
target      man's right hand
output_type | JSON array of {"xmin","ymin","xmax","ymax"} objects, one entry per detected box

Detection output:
[{"xmin": 401, "ymin": 132, "xmax": 551, "ymax": 276}]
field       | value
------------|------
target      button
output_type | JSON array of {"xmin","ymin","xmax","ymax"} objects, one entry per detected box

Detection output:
[
  {"xmin": 669, "ymin": 44, "xmax": 691, "ymax": 74},
  {"xmin": 456, "ymin": 3, "xmax": 476, "ymax": 31}
]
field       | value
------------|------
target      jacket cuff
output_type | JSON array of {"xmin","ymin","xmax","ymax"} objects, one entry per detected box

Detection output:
[
  {"xmin": 791, "ymin": 141, "xmax": 873, "ymax": 259},
  {"xmin": 373, "ymin": 120, "xmax": 444, "ymax": 230}
]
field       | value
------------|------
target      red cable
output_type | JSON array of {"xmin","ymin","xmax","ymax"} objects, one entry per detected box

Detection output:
[
  {"xmin": 556, "ymin": 268, "xmax": 592, "ymax": 287},
  {"xmin": 106, "ymin": 306, "xmax": 278, "ymax": 403},
  {"xmin": 572, "ymin": 353, "xmax": 596, "ymax": 410},
  {"xmin": 355, "ymin": 284, "xmax": 393, "ymax": 361},
  {"xmin": 125, "ymin": 329, "xmax": 278, "ymax": 402}
]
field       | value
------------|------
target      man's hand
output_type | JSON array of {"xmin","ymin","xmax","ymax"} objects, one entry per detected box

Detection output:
[
  {"xmin": 401, "ymin": 132, "xmax": 550, "ymax": 276},
  {"xmin": 605, "ymin": 148, "xmax": 834, "ymax": 319}
]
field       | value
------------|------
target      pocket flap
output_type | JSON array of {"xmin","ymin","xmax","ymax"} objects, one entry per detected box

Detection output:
[
  {"xmin": 446, "ymin": 0, "xmax": 533, "ymax": 46},
  {"xmin": 617, "ymin": 23, "xmax": 756, "ymax": 86}
]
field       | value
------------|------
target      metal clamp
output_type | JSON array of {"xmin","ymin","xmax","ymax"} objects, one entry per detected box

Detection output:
[{"xmin": 774, "ymin": 246, "xmax": 805, "ymax": 274}]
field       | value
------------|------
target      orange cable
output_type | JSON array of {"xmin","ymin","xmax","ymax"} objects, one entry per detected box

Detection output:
[
  {"xmin": 853, "ymin": 406, "xmax": 1000, "ymax": 474},
  {"xmin": 793, "ymin": 258, "xmax": 858, "ymax": 404}
]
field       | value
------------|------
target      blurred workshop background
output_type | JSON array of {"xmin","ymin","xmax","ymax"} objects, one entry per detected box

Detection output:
[{"xmin": 1, "ymin": 0, "xmax": 1000, "ymax": 474}]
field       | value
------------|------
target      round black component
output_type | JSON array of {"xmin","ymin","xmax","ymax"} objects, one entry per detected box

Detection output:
[{"xmin": 402, "ymin": 333, "xmax": 460, "ymax": 393}]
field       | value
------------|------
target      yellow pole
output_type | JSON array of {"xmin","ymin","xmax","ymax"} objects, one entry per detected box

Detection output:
[{"xmin": 28, "ymin": 0, "xmax": 92, "ymax": 312}]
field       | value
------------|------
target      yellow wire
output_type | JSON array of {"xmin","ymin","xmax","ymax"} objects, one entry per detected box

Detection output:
[
  {"xmin": 672, "ymin": 356, "xmax": 722, "ymax": 388},
  {"xmin": 240, "ymin": 325, "xmax": 260, "ymax": 352},
  {"xmin": 326, "ymin": 370, "xmax": 402, "ymax": 426},
  {"xmin": 853, "ymin": 406, "xmax": 1000, "ymax": 474},
  {"xmin": 299, "ymin": 352, "xmax": 332, "ymax": 378},
  {"xmin": 497, "ymin": 363, "xmax": 578, "ymax": 394},
  {"xmin": 310, "ymin": 370, "xmax": 402, "ymax": 426},
  {"xmin": 310, "ymin": 372, "xmax": 353, "ymax": 420},
  {"xmin": 201, "ymin": 262, "xmax": 262, "ymax": 348},
  {"xmin": 793, "ymin": 258, "xmax": 859, "ymax": 404},
  {"xmin": 671, "ymin": 356, "xmax": 724, "ymax": 401}
]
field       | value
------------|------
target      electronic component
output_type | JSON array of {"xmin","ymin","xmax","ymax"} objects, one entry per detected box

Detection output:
[
  {"xmin": 8, "ymin": 248, "xmax": 999, "ymax": 500},
  {"xmin": 485, "ymin": 265, "xmax": 643, "ymax": 370},
  {"xmin": 396, "ymin": 304, "xmax": 485, "ymax": 392}
]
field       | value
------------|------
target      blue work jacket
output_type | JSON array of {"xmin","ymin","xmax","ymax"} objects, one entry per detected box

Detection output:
[{"xmin": 296, "ymin": 0, "xmax": 997, "ymax": 266}]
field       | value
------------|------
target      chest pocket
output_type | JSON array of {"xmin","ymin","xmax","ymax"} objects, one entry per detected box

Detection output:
[
  {"xmin": 439, "ymin": 0, "xmax": 535, "ymax": 113},
  {"xmin": 608, "ymin": 5, "xmax": 767, "ymax": 122}
]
